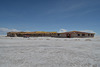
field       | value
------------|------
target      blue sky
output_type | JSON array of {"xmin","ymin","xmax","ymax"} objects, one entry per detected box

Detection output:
[{"xmin": 0, "ymin": 0, "xmax": 100, "ymax": 35}]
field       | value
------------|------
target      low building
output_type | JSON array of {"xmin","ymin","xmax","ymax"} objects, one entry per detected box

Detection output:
[
  {"xmin": 7, "ymin": 31, "xmax": 95, "ymax": 38},
  {"xmin": 56, "ymin": 31, "xmax": 95, "ymax": 38},
  {"xmin": 7, "ymin": 31, "xmax": 57, "ymax": 37}
]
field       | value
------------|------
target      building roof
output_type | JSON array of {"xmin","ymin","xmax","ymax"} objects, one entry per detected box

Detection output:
[
  {"xmin": 7, "ymin": 31, "xmax": 95, "ymax": 34},
  {"xmin": 60, "ymin": 31, "xmax": 95, "ymax": 34},
  {"xmin": 7, "ymin": 31, "xmax": 57, "ymax": 34}
]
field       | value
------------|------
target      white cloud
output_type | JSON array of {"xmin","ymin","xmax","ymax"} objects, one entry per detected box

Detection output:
[
  {"xmin": 25, "ymin": 30, "xmax": 30, "ymax": 32},
  {"xmin": 0, "ymin": 28, "xmax": 20, "ymax": 35},
  {"xmin": 58, "ymin": 29, "xmax": 67, "ymax": 33},
  {"xmin": 81, "ymin": 30, "xmax": 96, "ymax": 33}
]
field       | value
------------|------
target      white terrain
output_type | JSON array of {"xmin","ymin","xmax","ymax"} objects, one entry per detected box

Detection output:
[{"xmin": 0, "ymin": 36, "xmax": 100, "ymax": 67}]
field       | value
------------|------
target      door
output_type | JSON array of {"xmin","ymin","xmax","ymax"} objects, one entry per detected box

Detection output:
[{"xmin": 66, "ymin": 34, "xmax": 71, "ymax": 38}]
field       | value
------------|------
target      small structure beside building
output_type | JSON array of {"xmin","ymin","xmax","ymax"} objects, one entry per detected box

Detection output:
[{"xmin": 7, "ymin": 31, "xmax": 95, "ymax": 38}]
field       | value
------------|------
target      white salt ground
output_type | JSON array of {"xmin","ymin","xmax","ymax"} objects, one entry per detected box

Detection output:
[{"xmin": 0, "ymin": 36, "xmax": 100, "ymax": 67}]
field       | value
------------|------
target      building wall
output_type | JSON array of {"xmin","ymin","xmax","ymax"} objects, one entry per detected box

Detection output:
[
  {"xmin": 70, "ymin": 33, "xmax": 94, "ymax": 38},
  {"xmin": 55, "ymin": 33, "xmax": 95, "ymax": 38}
]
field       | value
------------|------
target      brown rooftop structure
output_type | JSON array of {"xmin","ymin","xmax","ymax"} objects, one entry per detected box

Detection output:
[{"xmin": 7, "ymin": 31, "xmax": 95, "ymax": 38}]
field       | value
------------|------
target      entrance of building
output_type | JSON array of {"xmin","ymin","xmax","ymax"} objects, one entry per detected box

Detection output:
[{"xmin": 66, "ymin": 34, "xmax": 71, "ymax": 38}]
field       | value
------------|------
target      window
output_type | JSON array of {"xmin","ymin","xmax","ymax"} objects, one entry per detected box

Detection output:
[
  {"xmin": 82, "ymin": 34, "xmax": 85, "ymax": 36},
  {"xmin": 91, "ymin": 34, "xmax": 93, "ymax": 36},
  {"xmin": 88, "ymin": 34, "xmax": 90, "ymax": 36},
  {"xmin": 78, "ymin": 34, "xmax": 80, "ymax": 36},
  {"xmin": 58, "ymin": 34, "xmax": 60, "ymax": 36}
]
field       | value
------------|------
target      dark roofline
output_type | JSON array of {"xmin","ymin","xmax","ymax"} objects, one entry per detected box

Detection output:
[{"xmin": 58, "ymin": 31, "xmax": 95, "ymax": 34}]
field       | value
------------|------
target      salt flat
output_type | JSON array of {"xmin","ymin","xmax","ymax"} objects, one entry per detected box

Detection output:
[{"xmin": 0, "ymin": 36, "xmax": 100, "ymax": 67}]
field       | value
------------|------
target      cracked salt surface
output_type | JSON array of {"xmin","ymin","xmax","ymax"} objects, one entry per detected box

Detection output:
[{"xmin": 0, "ymin": 36, "xmax": 100, "ymax": 67}]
